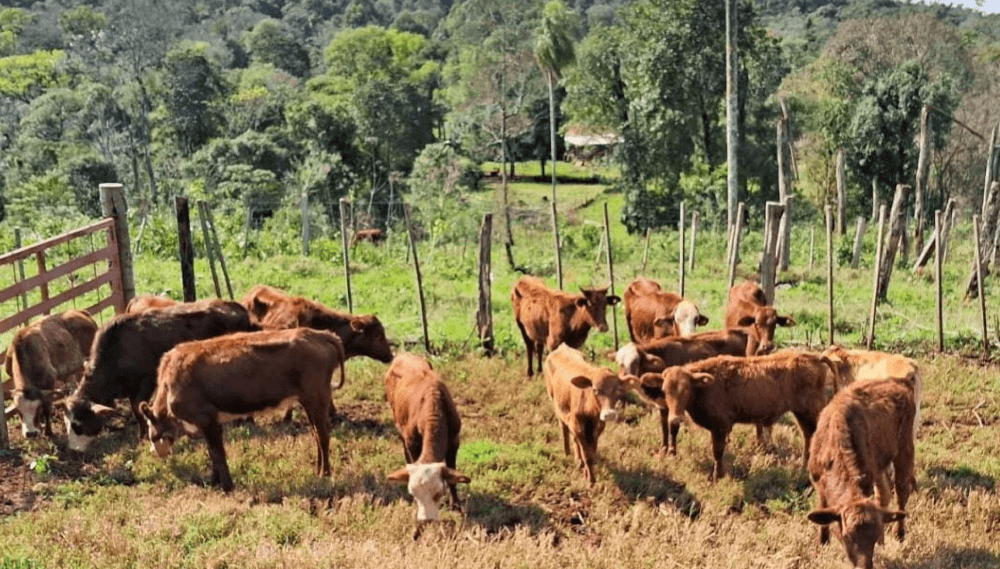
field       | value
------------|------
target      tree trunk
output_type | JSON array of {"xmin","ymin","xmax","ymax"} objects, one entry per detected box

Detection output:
[
  {"xmin": 725, "ymin": 0, "xmax": 739, "ymax": 235},
  {"xmin": 913, "ymin": 105, "xmax": 930, "ymax": 253},
  {"xmin": 548, "ymin": 75, "xmax": 563, "ymax": 289},
  {"xmin": 776, "ymin": 99, "xmax": 792, "ymax": 272},
  {"xmin": 877, "ymin": 184, "xmax": 911, "ymax": 300}
]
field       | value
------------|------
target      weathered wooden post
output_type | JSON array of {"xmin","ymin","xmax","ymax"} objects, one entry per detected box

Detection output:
[
  {"xmin": 727, "ymin": 201, "xmax": 746, "ymax": 289},
  {"xmin": 866, "ymin": 205, "xmax": 888, "ymax": 349},
  {"xmin": 778, "ymin": 197, "xmax": 793, "ymax": 272},
  {"xmin": 552, "ymin": 201, "xmax": 563, "ymax": 290},
  {"xmin": 477, "ymin": 214, "xmax": 494, "ymax": 355},
  {"xmin": 689, "ymin": 212, "xmax": 699, "ymax": 272},
  {"xmin": 100, "ymin": 183, "xmax": 135, "ymax": 310},
  {"xmin": 876, "ymin": 184, "xmax": 910, "ymax": 300},
  {"xmin": 603, "ymin": 202, "xmax": 619, "ymax": 351},
  {"xmin": 836, "ymin": 147, "xmax": 846, "ymax": 236},
  {"xmin": 935, "ymin": 211, "xmax": 944, "ymax": 352},
  {"xmin": 851, "ymin": 216, "xmax": 867, "ymax": 269},
  {"xmin": 201, "ymin": 203, "xmax": 234, "ymax": 299},
  {"xmin": 339, "ymin": 198, "xmax": 353, "ymax": 313},
  {"xmin": 13, "ymin": 228, "xmax": 27, "ymax": 310},
  {"xmin": 197, "ymin": 202, "xmax": 222, "ymax": 298},
  {"xmin": 914, "ymin": 105, "xmax": 930, "ymax": 252},
  {"xmin": 826, "ymin": 205, "xmax": 835, "ymax": 346},
  {"xmin": 973, "ymin": 215, "xmax": 989, "ymax": 356},
  {"xmin": 761, "ymin": 202, "xmax": 784, "ymax": 305},
  {"xmin": 641, "ymin": 227, "xmax": 652, "ymax": 273},
  {"xmin": 679, "ymin": 202, "xmax": 686, "ymax": 296},
  {"xmin": 941, "ymin": 198, "xmax": 956, "ymax": 263},
  {"xmin": 174, "ymin": 196, "xmax": 196, "ymax": 302},
  {"xmin": 776, "ymin": 101, "xmax": 793, "ymax": 271},
  {"xmin": 966, "ymin": 181, "xmax": 1000, "ymax": 300},
  {"xmin": 404, "ymin": 204, "xmax": 431, "ymax": 353}
]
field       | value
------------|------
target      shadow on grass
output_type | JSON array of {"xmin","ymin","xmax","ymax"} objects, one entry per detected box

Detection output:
[
  {"xmin": 925, "ymin": 465, "xmax": 996, "ymax": 493},
  {"xmin": 609, "ymin": 465, "xmax": 702, "ymax": 520},
  {"xmin": 884, "ymin": 546, "xmax": 1000, "ymax": 569},
  {"xmin": 463, "ymin": 490, "xmax": 551, "ymax": 536},
  {"xmin": 740, "ymin": 466, "xmax": 811, "ymax": 511}
]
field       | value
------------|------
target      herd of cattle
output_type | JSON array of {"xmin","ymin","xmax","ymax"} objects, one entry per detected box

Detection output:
[{"xmin": 0, "ymin": 276, "xmax": 921, "ymax": 567}]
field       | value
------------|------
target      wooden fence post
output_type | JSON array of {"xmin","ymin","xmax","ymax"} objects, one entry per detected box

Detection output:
[
  {"xmin": 689, "ymin": 212, "xmax": 699, "ymax": 272},
  {"xmin": 936, "ymin": 211, "xmax": 944, "ymax": 352},
  {"xmin": 876, "ymin": 184, "xmax": 910, "ymax": 300},
  {"xmin": 641, "ymin": 227, "xmax": 652, "ymax": 273},
  {"xmin": 826, "ymin": 205, "xmax": 835, "ymax": 346},
  {"xmin": 551, "ymin": 201, "xmax": 563, "ymax": 290},
  {"xmin": 761, "ymin": 202, "xmax": 785, "ymax": 305},
  {"xmin": 778, "ymin": 196, "xmax": 793, "ymax": 272},
  {"xmin": 404, "ymin": 204, "xmax": 431, "ymax": 353},
  {"xmin": 477, "ymin": 214, "xmax": 494, "ymax": 355},
  {"xmin": 679, "ymin": 202, "xmax": 686, "ymax": 296},
  {"xmin": 914, "ymin": 105, "xmax": 930, "ymax": 253},
  {"xmin": 603, "ymin": 202, "xmax": 619, "ymax": 351},
  {"xmin": 836, "ymin": 147, "xmax": 846, "ymax": 236},
  {"xmin": 851, "ymin": 216, "xmax": 867, "ymax": 269},
  {"xmin": 197, "ymin": 202, "xmax": 222, "ymax": 298},
  {"xmin": 14, "ymin": 228, "xmax": 27, "ymax": 310},
  {"xmin": 727, "ymin": 202, "xmax": 746, "ymax": 289},
  {"xmin": 202, "ymin": 203, "xmax": 234, "ymax": 299},
  {"xmin": 339, "ymin": 198, "xmax": 353, "ymax": 313},
  {"xmin": 973, "ymin": 214, "xmax": 989, "ymax": 356},
  {"xmin": 100, "ymin": 183, "xmax": 135, "ymax": 311},
  {"xmin": 174, "ymin": 196, "xmax": 196, "ymax": 302},
  {"xmin": 866, "ymin": 205, "xmax": 888, "ymax": 349}
]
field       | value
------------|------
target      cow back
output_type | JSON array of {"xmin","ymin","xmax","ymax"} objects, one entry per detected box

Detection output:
[{"xmin": 383, "ymin": 353, "xmax": 461, "ymax": 463}]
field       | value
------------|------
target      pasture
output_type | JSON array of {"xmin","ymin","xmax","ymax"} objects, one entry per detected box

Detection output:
[{"xmin": 2, "ymin": 175, "xmax": 1000, "ymax": 568}]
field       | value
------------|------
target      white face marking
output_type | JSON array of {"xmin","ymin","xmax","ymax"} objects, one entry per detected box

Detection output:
[
  {"xmin": 674, "ymin": 301, "xmax": 700, "ymax": 336},
  {"xmin": 17, "ymin": 397, "xmax": 41, "ymax": 437},
  {"xmin": 599, "ymin": 407, "xmax": 620, "ymax": 423},
  {"xmin": 406, "ymin": 463, "xmax": 447, "ymax": 521}
]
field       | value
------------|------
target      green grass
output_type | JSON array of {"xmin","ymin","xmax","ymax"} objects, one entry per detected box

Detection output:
[{"xmin": 2, "ymin": 166, "xmax": 1000, "ymax": 567}]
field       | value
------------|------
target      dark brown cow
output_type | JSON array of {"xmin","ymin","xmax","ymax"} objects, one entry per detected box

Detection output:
[
  {"xmin": 807, "ymin": 377, "xmax": 916, "ymax": 569},
  {"xmin": 138, "ymin": 328, "xmax": 345, "ymax": 492},
  {"xmin": 629, "ymin": 352, "xmax": 838, "ymax": 479},
  {"xmin": 383, "ymin": 353, "xmax": 470, "ymax": 532},
  {"xmin": 350, "ymin": 228, "xmax": 385, "ymax": 247},
  {"xmin": 4, "ymin": 310, "xmax": 97, "ymax": 438},
  {"xmin": 64, "ymin": 299, "xmax": 258, "ymax": 451},
  {"xmin": 724, "ymin": 281, "xmax": 795, "ymax": 355},
  {"xmin": 615, "ymin": 328, "xmax": 755, "ymax": 377},
  {"xmin": 543, "ymin": 344, "xmax": 631, "ymax": 485},
  {"xmin": 125, "ymin": 294, "xmax": 178, "ymax": 314},
  {"xmin": 623, "ymin": 277, "xmax": 708, "ymax": 343},
  {"xmin": 511, "ymin": 276, "xmax": 620, "ymax": 377}
]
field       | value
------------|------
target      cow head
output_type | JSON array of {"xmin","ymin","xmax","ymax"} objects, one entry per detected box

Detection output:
[
  {"xmin": 658, "ymin": 368, "xmax": 715, "ymax": 433},
  {"xmin": 570, "ymin": 368, "xmax": 628, "ymax": 423},
  {"xmin": 137, "ymin": 401, "xmax": 182, "ymax": 458},
  {"xmin": 736, "ymin": 306, "xmax": 795, "ymax": 355},
  {"xmin": 657, "ymin": 300, "xmax": 709, "ymax": 337},
  {"xmin": 347, "ymin": 314, "xmax": 394, "ymax": 363},
  {"xmin": 808, "ymin": 500, "xmax": 906, "ymax": 569},
  {"xmin": 576, "ymin": 286, "xmax": 620, "ymax": 333},
  {"xmin": 387, "ymin": 462, "xmax": 470, "ymax": 522},
  {"xmin": 5, "ymin": 388, "xmax": 47, "ymax": 438},
  {"xmin": 64, "ymin": 396, "xmax": 116, "ymax": 451}
]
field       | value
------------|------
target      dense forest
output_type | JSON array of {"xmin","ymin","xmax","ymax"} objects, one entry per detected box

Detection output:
[{"xmin": 0, "ymin": 0, "xmax": 997, "ymax": 239}]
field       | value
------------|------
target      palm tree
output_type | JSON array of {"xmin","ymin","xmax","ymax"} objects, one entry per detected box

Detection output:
[{"xmin": 534, "ymin": 0, "xmax": 579, "ymax": 289}]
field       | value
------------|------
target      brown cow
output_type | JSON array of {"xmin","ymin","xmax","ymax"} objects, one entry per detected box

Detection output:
[
  {"xmin": 821, "ymin": 345, "xmax": 922, "ymax": 435},
  {"xmin": 511, "ymin": 276, "xmax": 620, "ymax": 377},
  {"xmin": 125, "ymin": 294, "xmax": 179, "ymax": 313},
  {"xmin": 615, "ymin": 328, "xmax": 755, "ymax": 377},
  {"xmin": 807, "ymin": 377, "xmax": 916, "ymax": 569},
  {"xmin": 544, "ymin": 344, "xmax": 631, "ymax": 485},
  {"xmin": 628, "ymin": 352, "xmax": 838, "ymax": 479},
  {"xmin": 724, "ymin": 281, "xmax": 795, "ymax": 355},
  {"xmin": 350, "ymin": 228, "xmax": 385, "ymax": 247},
  {"xmin": 623, "ymin": 277, "xmax": 708, "ymax": 343},
  {"xmin": 239, "ymin": 284, "xmax": 293, "ymax": 323},
  {"xmin": 4, "ymin": 310, "xmax": 97, "ymax": 438},
  {"xmin": 138, "ymin": 328, "xmax": 345, "ymax": 492},
  {"xmin": 383, "ymin": 353, "xmax": 470, "ymax": 533}
]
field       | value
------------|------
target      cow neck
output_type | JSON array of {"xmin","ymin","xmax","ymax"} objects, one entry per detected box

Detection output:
[{"xmin": 416, "ymin": 388, "xmax": 452, "ymax": 464}]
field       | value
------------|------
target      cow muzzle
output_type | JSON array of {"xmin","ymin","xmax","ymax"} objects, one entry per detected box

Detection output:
[
  {"xmin": 150, "ymin": 440, "xmax": 173, "ymax": 458},
  {"xmin": 599, "ymin": 408, "xmax": 620, "ymax": 423}
]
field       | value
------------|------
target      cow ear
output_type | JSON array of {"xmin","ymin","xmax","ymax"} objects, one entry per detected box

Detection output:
[
  {"xmin": 575, "ymin": 297, "xmax": 589, "ymax": 308},
  {"xmin": 607, "ymin": 295, "xmax": 621, "ymax": 306},
  {"xmin": 777, "ymin": 315, "xmax": 796, "ymax": 327},
  {"xmin": 653, "ymin": 317, "xmax": 674, "ymax": 328},
  {"xmin": 91, "ymin": 403, "xmax": 117, "ymax": 416},
  {"xmin": 386, "ymin": 467, "xmax": 411, "ymax": 483},
  {"xmin": 880, "ymin": 509, "xmax": 906, "ymax": 524},
  {"xmin": 639, "ymin": 372, "xmax": 663, "ymax": 387},
  {"xmin": 696, "ymin": 315, "xmax": 710, "ymax": 326},
  {"xmin": 807, "ymin": 509, "xmax": 841, "ymax": 525},
  {"xmin": 570, "ymin": 375, "xmax": 594, "ymax": 389},
  {"xmin": 442, "ymin": 467, "xmax": 471, "ymax": 485},
  {"xmin": 691, "ymin": 373, "xmax": 714, "ymax": 386},
  {"xmin": 737, "ymin": 315, "xmax": 756, "ymax": 327},
  {"xmin": 350, "ymin": 318, "xmax": 365, "ymax": 332}
]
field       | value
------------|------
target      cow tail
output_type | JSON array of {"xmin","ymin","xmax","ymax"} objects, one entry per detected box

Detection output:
[
  {"xmin": 820, "ymin": 356, "xmax": 840, "ymax": 393},
  {"xmin": 331, "ymin": 335, "xmax": 346, "ymax": 391}
]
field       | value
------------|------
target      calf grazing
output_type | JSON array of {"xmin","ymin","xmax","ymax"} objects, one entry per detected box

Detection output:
[
  {"xmin": 125, "ymin": 294, "xmax": 178, "ymax": 313},
  {"xmin": 623, "ymin": 277, "xmax": 708, "ymax": 343},
  {"xmin": 544, "ymin": 344, "xmax": 630, "ymax": 485},
  {"xmin": 724, "ymin": 281, "xmax": 795, "ymax": 355},
  {"xmin": 138, "ymin": 328, "xmax": 345, "ymax": 492},
  {"xmin": 821, "ymin": 345, "xmax": 922, "ymax": 434},
  {"xmin": 629, "ymin": 352, "xmax": 837, "ymax": 479},
  {"xmin": 615, "ymin": 328, "xmax": 754, "ymax": 377},
  {"xmin": 350, "ymin": 228, "xmax": 385, "ymax": 247},
  {"xmin": 511, "ymin": 276, "xmax": 620, "ymax": 376},
  {"xmin": 383, "ymin": 353, "xmax": 470, "ymax": 530},
  {"xmin": 807, "ymin": 377, "xmax": 916, "ymax": 569},
  {"xmin": 4, "ymin": 310, "xmax": 97, "ymax": 438},
  {"xmin": 64, "ymin": 299, "xmax": 257, "ymax": 451}
]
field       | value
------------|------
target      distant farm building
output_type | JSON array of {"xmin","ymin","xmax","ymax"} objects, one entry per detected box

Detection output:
[{"xmin": 564, "ymin": 127, "xmax": 621, "ymax": 163}]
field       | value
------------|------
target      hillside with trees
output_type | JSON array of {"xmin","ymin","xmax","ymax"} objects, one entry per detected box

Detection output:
[{"xmin": 0, "ymin": 0, "xmax": 997, "ymax": 241}]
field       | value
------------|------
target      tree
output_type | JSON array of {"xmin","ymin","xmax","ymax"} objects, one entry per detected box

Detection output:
[
  {"xmin": 243, "ymin": 19, "xmax": 311, "ymax": 78},
  {"xmin": 163, "ymin": 42, "xmax": 226, "ymax": 155}
]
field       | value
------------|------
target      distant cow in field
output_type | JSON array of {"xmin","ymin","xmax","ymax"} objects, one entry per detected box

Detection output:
[
  {"xmin": 615, "ymin": 328, "xmax": 755, "ymax": 377},
  {"xmin": 544, "ymin": 344, "xmax": 631, "ymax": 485},
  {"xmin": 629, "ymin": 352, "xmax": 838, "ymax": 479},
  {"xmin": 383, "ymin": 353, "xmax": 470, "ymax": 532},
  {"xmin": 511, "ymin": 276, "xmax": 620, "ymax": 377},
  {"xmin": 138, "ymin": 328, "xmax": 345, "ymax": 492},
  {"xmin": 725, "ymin": 281, "xmax": 795, "ymax": 355},
  {"xmin": 623, "ymin": 277, "xmax": 708, "ymax": 343},
  {"xmin": 350, "ymin": 228, "xmax": 385, "ymax": 248},
  {"xmin": 64, "ymin": 299, "xmax": 257, "ymax": 451},
  {"xmin": 4, "ymin": 310, "xmax": 97, "ymax": 438},
  {"xmin": 807, "ymin": 377, "xmax": 916, "ymax": 569},
  {"xmin": 125, "ymin": 294, "xmax": 178, "ymax": 314},
  {"xmin": 821, "ymin": 345, "xmax": 922, "ymax": 434}
]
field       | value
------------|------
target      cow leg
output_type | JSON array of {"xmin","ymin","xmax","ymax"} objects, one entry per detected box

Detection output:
[
  {"xmin": 302, "ymin": 398, "xmax": 332, "ymax": 477},
  {"xmin": 792, "ymin": 411, "xmax": 819, "ymax": 471},
  {"xmin": 446, "ymin": 445, "xmax": 461, "ymax": 510},
  {"xmin": 755, "ymin": 422, "xmax": 773, "ymax": 449},
  {"xmin": 580, "ymin": 429, "xmax": 598, "ymax": 486},
  {"xmin": 534, "ymin": 342, "xmax": 545, "ymax": 379},
  {"xmin": 42, "ymin": 400, "xmax": 53, "ymax": 438},
  {"xmin": 203, "ymin": 422, "xmax": 234, "ymax": 492},
  {"xmin": 515, "ymin": 320, "xmax": 535, "ymax": 376},
  {"xmin": 709, "ymin": 428, "xmax": 729, "ymax": 481},
  {"xmin": 405, "ymin": 434, "xmax": 422, "ymax": 464},
  {"xmin": 129, "ymin": 398, "xmax": 148, "ymax": 443},
  {"xmin": 892, "ymin": 445, "xmax": 916, "ymax": 541},
  {"xmin": 816, "ymin": 494, "xmax": 831, "ymax": 546},
  {"xmin": 660, "ymin": 409, "xmax": 677, "ymax": 456}
]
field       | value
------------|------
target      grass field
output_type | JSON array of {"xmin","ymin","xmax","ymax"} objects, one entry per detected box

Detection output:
[{"xmin": 2, "ymin": 172, "xmax": 1000, "ymax": 568}]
